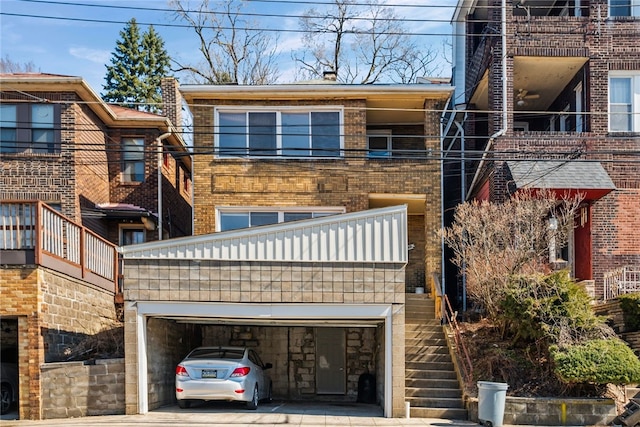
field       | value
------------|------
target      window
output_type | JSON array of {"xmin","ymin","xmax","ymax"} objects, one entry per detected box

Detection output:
[
  {"xmin": 216, "ymin": 108, "xmax": 343, "ymax": 158},
  {"xmin": 609, "ymin": 74, "xmax": 640, "ymax": 132},
  {"xmin": 0, "ymin": 103, "xmax": 60, "ymax": 154},
  {"xmin": 217, "ymin": 208, "xmax": 343, "ymax": 231},
  {"xmin": 120, "ymin": 227, "xmax": 145, "ymax": 245},
  {"xmin": 367, "ymin": 131, "xmax": 392, "ymax": 158},
  {"xmin": 122, "ymin": 138, "xmax": 145, "ymax": 182},
  {"xmin": 610, "ymin": 0, "xmax": 639, "ymax": 16}
]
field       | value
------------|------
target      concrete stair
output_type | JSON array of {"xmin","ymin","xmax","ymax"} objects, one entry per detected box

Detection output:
[{"xmin": 405, "ymin": 294, "xmax": 468, "ymax": 420}]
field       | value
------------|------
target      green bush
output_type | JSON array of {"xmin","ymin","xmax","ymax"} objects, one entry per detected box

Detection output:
[
  {"xmin": 551, "ymin": 339, "xmax": 640, "ymax": 385},
  {"xmin": 619, "ymin": 293, "xmax": 640, "ymax": 332},
  {"xmin": 501, "ymin": 271, "xmax": 604, "ymax": 343}
]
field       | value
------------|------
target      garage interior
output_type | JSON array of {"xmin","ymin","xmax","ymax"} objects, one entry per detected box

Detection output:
[{"xmin": 135, "ymin": 302, "xmax": 394, "ymax": 415}]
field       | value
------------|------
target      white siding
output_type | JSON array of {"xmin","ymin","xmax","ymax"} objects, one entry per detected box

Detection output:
[{"xmin": 119, "ymin": 206, "xmax": 408, "ymax": 263}]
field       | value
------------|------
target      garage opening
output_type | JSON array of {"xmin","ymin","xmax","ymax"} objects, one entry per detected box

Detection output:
[
  {"xmin": 134, "ymin": 302, "xmax": 393, "ymax": 416},
  {"xmin": 0, "ymin": 318, "xmax": 19, "ymax": 419}
]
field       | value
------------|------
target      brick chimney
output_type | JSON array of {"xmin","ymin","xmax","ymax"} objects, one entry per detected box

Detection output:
[{"xmin": 161, "ymin": 77, "xmax": 183, "ymax": 133}]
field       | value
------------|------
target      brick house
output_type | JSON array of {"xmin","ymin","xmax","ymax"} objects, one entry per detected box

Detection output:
[
  {"xmin": 0, "ymin": 73, "xmax": 192, "ymax": 419},
  {"xmin": 443, "ymin": 0, "xmax": 640, "ymax": 302},
  {"xmin": 119, "ymin": 78, "xmax": 467, "ymax": 418}
]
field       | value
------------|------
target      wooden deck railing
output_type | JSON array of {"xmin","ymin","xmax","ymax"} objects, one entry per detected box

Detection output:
[
  {"xmin": 431, "ymin": 273, "xmax": 474, "ymax": 388},
  {"xmin": 0, "ymin": 201, "xmax": 117, "ymax": 292}
]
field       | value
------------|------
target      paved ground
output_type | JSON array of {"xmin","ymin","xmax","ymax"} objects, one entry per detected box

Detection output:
[
  {"xmin": 0, "ymin": 401, "xmax": 601, "ymax": 427},
  {"xmin": 0, "ymin": 401, "xmax": 482, "ymax": 427}
]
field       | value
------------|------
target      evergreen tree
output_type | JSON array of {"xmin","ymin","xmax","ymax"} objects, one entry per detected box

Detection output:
[
  {"xmin": 141, "ymin": 26, "xmax": 172, "ymax": 113},
  {"xmin": 103, "ymin": 19, "xmax": 171, "ymax": 113}
]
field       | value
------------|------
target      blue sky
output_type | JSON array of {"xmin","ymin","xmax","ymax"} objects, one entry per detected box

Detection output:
[{"xmin": 1, "ymin": 0, "xmax": 457, "ymax": 95}]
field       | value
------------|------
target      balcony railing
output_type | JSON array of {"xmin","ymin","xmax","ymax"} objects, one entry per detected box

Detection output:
[
  {"xmin": 0, "ymin": 201, "xmax": 118, "ymax": 292},
  {"xmin": 604, "ymin": 266, "xmax": 640, "ymax": 301}
]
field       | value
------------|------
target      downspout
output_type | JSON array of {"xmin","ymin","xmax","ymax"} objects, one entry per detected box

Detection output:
[
  {"xmin": 156, "ymin": 132, "xmax": 172, "ymax": 240},
  {"xmin": 466, "ymin": 0, "xmax": 509, "ymax": 201}
]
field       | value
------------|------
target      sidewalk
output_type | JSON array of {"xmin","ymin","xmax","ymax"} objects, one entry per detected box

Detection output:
[{"xmin": 0, "ymin": 401, "xmax": 595, "ymax": 427}]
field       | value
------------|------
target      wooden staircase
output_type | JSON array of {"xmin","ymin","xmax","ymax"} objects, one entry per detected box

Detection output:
[{"xmin": 405, "ymin": 293, "xmax": 468, "ymax": 420}]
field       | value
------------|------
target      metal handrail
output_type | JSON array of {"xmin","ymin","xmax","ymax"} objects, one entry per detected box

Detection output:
[{"xmin": 431, "ymin": 273, "xmax": 474, "ymax": 387}]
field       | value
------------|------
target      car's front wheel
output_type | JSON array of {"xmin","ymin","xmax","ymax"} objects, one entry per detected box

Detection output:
[
  {"xmin": 246, "ymin": 385, "xmax": 258, "ymax": 410},
  {"xmin": 1, "ymin": 383, "xmax": 13, "ymax": 415}
]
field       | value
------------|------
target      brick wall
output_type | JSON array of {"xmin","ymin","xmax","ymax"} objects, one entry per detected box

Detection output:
[
  {"xmin": 0, "ymin": 266, "xmax": 120, "ymax": 420},
  {"xmin": 466, "ymin": 0, "xmax": 640, "ymax": 285}
]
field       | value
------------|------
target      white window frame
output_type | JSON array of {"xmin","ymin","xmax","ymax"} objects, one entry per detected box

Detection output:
[
  {"xmin": 215, "ymin": 206, "xmax": 346, "ymax": 232},
  {"xmin": 609, "ymin": 0, "xmax": 640, "ymax": 17},
  {"xmin": 609, "ymin": 72, "xmax": 640, "ymax": 132},
  {"xmin": 214, "ymin": 106, "xmax": 344, "ymax": 159}
]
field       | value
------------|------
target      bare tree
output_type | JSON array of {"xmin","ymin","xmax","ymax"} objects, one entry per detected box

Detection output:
[
  {"xmin": 439, "ymin": 189, "xmax": 583, "ymax": 320},
  {"xmin": 295, "ymin": 0, "xmax": 440, "ymax": 84},
  {"xmin": 0, "ymin": 55, "xmax": 39, "ymax": 73},
  {"xmin": 170, "ymin": 0, "xmax": 280, "ymax": 84}
]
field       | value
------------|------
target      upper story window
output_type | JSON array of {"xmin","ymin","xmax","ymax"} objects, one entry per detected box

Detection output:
[
  {"xmin": 609, "ymin": 73, "xmax": 639, "ymax": 132},
  {"xmin": 0, "ymin": 103, "xmax": 60, "ymax": 154},
  {"xmin": 217, "ymin": 207, "xmax": 344, "ymax": 232},
  {"xmin": 610, "ymin": 0, "xmax": 639, "ymax": 16},
  {"xmin": 121, "ymin": 137, "xmax": 145, "ymax": 182},
  {"xmin": 215, "ymin": 108, "xmax": 343, "ymax": 158}
]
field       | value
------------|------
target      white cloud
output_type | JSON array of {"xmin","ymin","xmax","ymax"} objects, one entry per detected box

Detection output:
[{"xmin": 69, "ymin": 47, "xmax": 110, "ymax": 64}]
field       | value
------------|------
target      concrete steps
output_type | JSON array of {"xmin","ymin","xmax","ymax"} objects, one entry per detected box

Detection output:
[{"xmin": 405, "ymin": 294, "xmax": 468, "ymax": 421}]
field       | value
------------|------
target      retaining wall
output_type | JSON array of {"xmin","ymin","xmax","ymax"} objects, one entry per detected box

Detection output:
[{"xmin": 40, "ymin": 358, "xmax": 125, "ymax": 419}]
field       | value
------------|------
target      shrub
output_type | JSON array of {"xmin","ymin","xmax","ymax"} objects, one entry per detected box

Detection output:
[
  {"xmin": 501, "ymin": 271, "xmax": 606, "ymax": 344},
  {"xmin": 619, "ymin": 293, "xmax": 640, "ymax": 332},
  {"xmin": 551, "ymin": 339, "xmax": 640, "ymax": 385}
]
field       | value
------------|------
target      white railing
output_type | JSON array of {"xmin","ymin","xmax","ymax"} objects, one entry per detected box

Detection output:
[
  {"xmin": 1, "ymin": 201, "xmax": 117, "ymax": 291},
  {"xmin": 604, "ymin": 266, "xmax": 640, "ymax": 301},
  {"xmin": 0, "ymin": 202, "xmax": 36, "ymax": 249}
]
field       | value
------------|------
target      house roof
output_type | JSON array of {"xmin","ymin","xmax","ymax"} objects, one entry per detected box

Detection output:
[
  {"xmin": 180, "ymin": 82, "xmax": 454, "ymax": 126},
  {"xmin": 506, "ymin": 160, "xmax": 616, "ymax": 201},
  {"xmin": 119, "ymin": 205, "xmax": 408, "ymax": 264},
  {"xmin": 0, "ymin": 72, "xmax": 191, "ymax": 170}
]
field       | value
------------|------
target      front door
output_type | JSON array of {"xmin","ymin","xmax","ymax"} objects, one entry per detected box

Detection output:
[{"xmin": 315, "ymin": 328, "xmax": 346, "ymax": 394}]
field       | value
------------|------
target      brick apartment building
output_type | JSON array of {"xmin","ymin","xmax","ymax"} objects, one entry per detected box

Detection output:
[
  {"xmin": 0, "ymin": 73, "xmax": 192, "ymax": 419},
  {"xmin": 118, "ymin": 77, "xmax": 463, "ymax": 418},
  {"xmin": 443, "ymin": 0, "xmax": 640, "ymax": 302}
]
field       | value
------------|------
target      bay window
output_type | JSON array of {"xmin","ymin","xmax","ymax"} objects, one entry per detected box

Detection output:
[{"xmin": 216, "ymin": 108, "xmax": 343, "ymax": 158}]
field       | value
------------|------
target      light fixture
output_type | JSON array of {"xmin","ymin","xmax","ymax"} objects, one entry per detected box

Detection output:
[{"xmin": 548, "ymin": 216, "xmax": 558, "ymax": 231}]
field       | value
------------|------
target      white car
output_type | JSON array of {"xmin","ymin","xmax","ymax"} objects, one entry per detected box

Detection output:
[{"xmin": 175, "ymin": 346, "xmax": 273, "ymax": 410}]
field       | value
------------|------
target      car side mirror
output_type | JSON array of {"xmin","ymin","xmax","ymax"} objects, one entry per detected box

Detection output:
[{"xmin": 264, "ymin": 362, "xmax": 273, "ymax": 370}]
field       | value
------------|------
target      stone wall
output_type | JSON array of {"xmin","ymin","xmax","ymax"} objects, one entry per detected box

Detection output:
[
  {"xmin": 123, "ymin": 260, "xmax": 405, "ymax": 305},
  {"xmin": 40, "ymin": 359, "xmax": 125, "ymax": 419},
  {"xmin": 201, "ymin": 325, "xmax": 378, "ymax": 400},
  {"xmin": 467, "ymin": 396, "xmax": 616, "ymax": 426}
]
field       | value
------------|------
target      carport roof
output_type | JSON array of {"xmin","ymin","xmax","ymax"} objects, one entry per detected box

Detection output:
[{"xmin": 118, "ymin": 205, "xmax": 408, "ymax": 263}]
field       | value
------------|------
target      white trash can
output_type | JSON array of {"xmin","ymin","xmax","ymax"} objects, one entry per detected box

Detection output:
[{"xmin": 477, "ymin": 381, "xmax": 509, "ymax": 427}]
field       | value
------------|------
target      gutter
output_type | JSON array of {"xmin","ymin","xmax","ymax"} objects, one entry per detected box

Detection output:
[{"xmin": 465, "ymin": 0, "xmax": 508, "ymax": 201}]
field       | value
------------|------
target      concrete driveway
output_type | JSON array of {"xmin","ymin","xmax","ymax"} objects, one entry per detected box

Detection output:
[{"xmin": 0, "ymin": 401, "xmax": 481, "ymax": 427}]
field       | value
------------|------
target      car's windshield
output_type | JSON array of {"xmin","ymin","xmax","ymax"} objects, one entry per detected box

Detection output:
[{"xmin": 187, "ymin": 348, "xmax": 244, "ymax": 360}]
